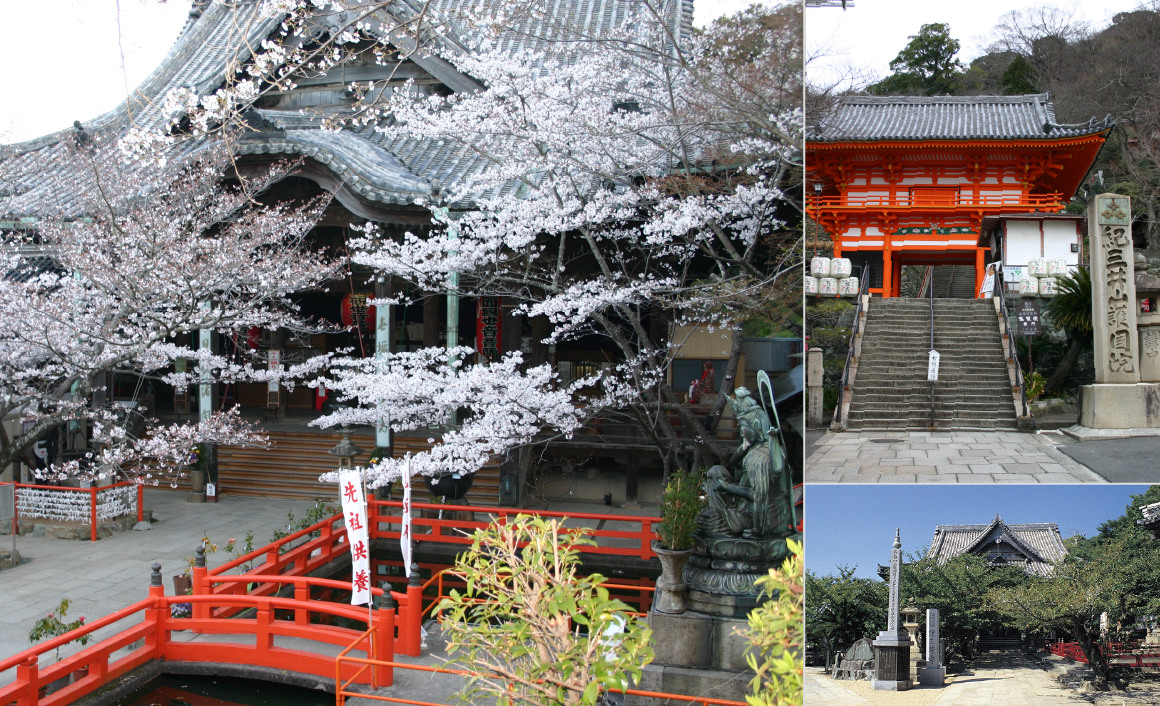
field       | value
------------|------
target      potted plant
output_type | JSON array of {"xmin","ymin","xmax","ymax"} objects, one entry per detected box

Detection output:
[
  {"xmin": 29, "ymin": 598, "xmax": 91, "ymax": 693},
  {"xmin": 652, "ymin": 468, "xmax": 703, "ymax": 614}
]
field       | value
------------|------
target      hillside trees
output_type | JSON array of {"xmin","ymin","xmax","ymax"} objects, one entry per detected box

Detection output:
[
  {"xmin": 0, "ymin": 136, "xmax": 341, "ymax": 483},
  {"xmin": 868, "ymin": 23, "xmax": 963, "ymax": 96}
]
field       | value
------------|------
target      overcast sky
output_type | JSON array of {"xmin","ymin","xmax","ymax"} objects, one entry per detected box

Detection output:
[
  {"xmin": 807, "ymin": 0, "xmax": 1147, "ymax": 90},
  {"xmin": 0, "ymin": 0, "xmax": 765, "ymax": 144}
]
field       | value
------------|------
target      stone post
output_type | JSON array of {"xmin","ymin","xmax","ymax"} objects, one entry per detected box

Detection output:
[
  {"xmin": 807, "ymin": 348, "xmax": 824, "ymax": 428},
  {"xmin": 1090, "ymin": 193, "xmax": 1139, "ymax": 383},
  {"xmin": 873, "ymin": 529, "xmax": 911, "ymax": 691},
  {"xmin": 1078, "ymin": 193, "xmax": 1160, "ymax": 429},
  {"xmin": 917, "ymin": 608, "xmax": 946, "ymax": 686}
]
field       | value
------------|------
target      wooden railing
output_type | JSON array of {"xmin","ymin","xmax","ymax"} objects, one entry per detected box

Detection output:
[
  {"xmin": 806, "ymin": 192, "xmax": 1065, "ymax": 212},
  {"xmin": 368, "ymin": 499, "xmax": 660, "ymax": 561},
  {"xmin": 0, "ymin": 502, "xmax": 720, "ymax": 703},
  {"xmin": 1047, "ymin": 640, "xmax": 1160, "ymax": 668},
  {"xmin": 4, "ymin": 481, "xmax": 143, "ymax": 542}
]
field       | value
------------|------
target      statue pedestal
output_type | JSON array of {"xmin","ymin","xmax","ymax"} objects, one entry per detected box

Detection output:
[
  {"xmin": 684, "ymin": 533, "xmax": 793, "ymax": 619},
  {"xmin": 872, "ymin": 630, "xmax": 912, "ymax": 691},
  {"xmin": 624, "ymin": 608, "xmax": 751, "ymax": 705}
]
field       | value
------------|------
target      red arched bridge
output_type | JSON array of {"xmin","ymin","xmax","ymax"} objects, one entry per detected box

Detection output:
[{"xmin": 0, "ymin": 496, "xmax": 801, "ymax": 705}]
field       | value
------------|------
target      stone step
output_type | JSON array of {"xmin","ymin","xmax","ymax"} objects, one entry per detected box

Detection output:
[{"xmin": 846, "ymin": 294, "xmax": 1018, "ymax": 431}]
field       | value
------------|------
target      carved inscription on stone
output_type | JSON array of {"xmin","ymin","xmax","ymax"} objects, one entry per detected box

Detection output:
[
  {"xmin": 1090, "ymin": 194, "xmax": 1141, "ymax": 384},
  {"xmin": 925, "ymin": 609, "xmax": 941, "ymax": 667},
  {"xmin": 1144, "ymin": 328, "xmax": 1160, "ymax": 361},
  {"xmin": 886, "ymin": 529, "xmax": 902, "ymax": 633},
  {"xmin": 1104, "ymin": 226, "xmax": 1135, "ymax": 373}
]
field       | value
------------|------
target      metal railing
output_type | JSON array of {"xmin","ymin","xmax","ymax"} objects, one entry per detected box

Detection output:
[
  {"xmin": 831, "ymin": 265, "xmax": 872, "ymax": 429},
  {"xmin": 929, "ymin": 269, "xmax": 936, "ymax": 430},
  {"xmin": 992, "ymin": 268, "xmax": 1033, "ymax": 424}
]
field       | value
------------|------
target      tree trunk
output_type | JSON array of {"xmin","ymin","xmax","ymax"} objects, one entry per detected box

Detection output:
[
  {"xmin": 1044, "ymin": 337, "xmax": 1086, "ymax": 393},
  {"xmin": 1072, "ymin": 621, "xmax": 1110, "ymax": 686}
]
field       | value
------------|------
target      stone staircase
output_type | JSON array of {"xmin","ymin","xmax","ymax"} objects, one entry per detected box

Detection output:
[
  {"xmin": 214, "ymin": 430, "xmax": 501, "ymax": 505},
  {"xmin": 845, "ymin": 297, "xmax": 1018, "ymax": 431},
  {"xmin": 929, "ymin": 264, "xmax": 977, "ymax": 299}
]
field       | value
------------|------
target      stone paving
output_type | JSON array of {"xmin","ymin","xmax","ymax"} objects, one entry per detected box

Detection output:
[{"xmin": 805, "ymin": 430, "xmax": 1105, "ymax": 483}]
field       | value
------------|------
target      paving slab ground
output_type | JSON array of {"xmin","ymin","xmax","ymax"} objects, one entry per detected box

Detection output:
[
  {"xmin": 805, "ymin": 431, "xmax": 1106, "ymax": 483},
  {"xmin": 806, "ymin": 652, "xmax": 1160, "ymax": 705}
]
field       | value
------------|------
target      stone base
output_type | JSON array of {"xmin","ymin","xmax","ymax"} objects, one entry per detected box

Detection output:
[
  {"xmin": 917, "ymin": 665, "xmax": 946, "ymax": 686},
  {"xmin": 1, "ymin": 513, "xmax": 151, "ymax": 540},
  {"xmin": 1079, "ymin": 383, "xmax": 1160, "ymax": 429},
  {"xmin": 686, "ymin": 588, "xmax": 761, "ymax": 618},
  {"xmin": 872, "ymin": 633, "xmax": 911, "ymax": 691},
  {"xmin": 0, "ymin": 546, "xmax": 20, "ymax": 570},
  {"xmin": 648, "ymin": 608, "xmax": 751, "ymax": 672},
  {"xmin": 624, "ymin": 664, "xmax": 751, "ymax": 705}
]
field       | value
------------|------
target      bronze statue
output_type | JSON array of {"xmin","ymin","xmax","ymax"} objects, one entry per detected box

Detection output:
[{"xmin": 701, "ymin": 410, "xmax": 784, "ymax": 538}]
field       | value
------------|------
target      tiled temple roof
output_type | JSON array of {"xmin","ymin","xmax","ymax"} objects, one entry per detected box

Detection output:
[
  {"xmin": 928, "ymin": 514, "xmax": 1067, "ymax": 577},
  {"xmin": 809, "ymin": 94, "xmax": 1113, "ymax": 143},
  {"xmin": 2, "ymin": 0, "xmax": 693, "ymax": 217}
]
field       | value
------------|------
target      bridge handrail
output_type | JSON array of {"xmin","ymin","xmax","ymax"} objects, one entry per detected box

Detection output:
[
  {"xmin": 210, "ymin": 513, "xmax": 345, "ymax": 577},
  {"xmin": 369, "ymin": 499, "xmax": 660, "ymax": 561},
  {"xmin": 0, "ymin": 581, "xmax": 394, "ymax": 706}
]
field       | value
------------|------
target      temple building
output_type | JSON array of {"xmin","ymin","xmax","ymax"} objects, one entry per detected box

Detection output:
[
  {"xmin": 807, "ymin": 94, "xmax": 1112, "ymax": 297},
  {"xmin": 927, "ymin": 514, "xmax": 1067, "ymax": 577}
]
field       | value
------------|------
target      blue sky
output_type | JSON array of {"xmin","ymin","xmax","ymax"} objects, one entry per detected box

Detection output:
[{"xmin": 805, "ymin": 484, "xmax": 1155, "ymax": 579}]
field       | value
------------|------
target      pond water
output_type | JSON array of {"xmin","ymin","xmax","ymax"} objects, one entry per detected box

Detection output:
[{"xmin": 122, "ymin": 673, "xmax": 332, "ymax": 705}]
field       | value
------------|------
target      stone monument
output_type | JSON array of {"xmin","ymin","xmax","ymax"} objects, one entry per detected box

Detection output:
[
  {"xmin": 872, "ymin": 529, "xmax": 911, "ymax": 691},
  {"xmin": 1078, "ymin": 193, "xmax": 1160, "ymax": 429},
  {"xmin": 917, "ymin": 608, "xmax": 946, "ymax": 686}
]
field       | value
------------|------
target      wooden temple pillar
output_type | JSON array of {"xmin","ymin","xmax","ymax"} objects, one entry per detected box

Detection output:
[
  {"xmin": 882, "ymin": 247, "xmax": 893, "ymax": 298},
  {"xmin": 974, "ymin": 247, "xmax": 985, "ymax": 298}
]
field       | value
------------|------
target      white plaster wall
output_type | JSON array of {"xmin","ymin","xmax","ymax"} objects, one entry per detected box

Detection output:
[
  {"xmin": 1005, "ymin": 220, "xmax": 1042, "ymax": 265},
  {"xmin": 1043, "ymin": 220, "xmax": 1079, "ymax": 265}
]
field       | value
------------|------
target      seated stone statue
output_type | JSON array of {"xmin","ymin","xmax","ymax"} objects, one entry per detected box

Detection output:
[{"xmin": 698, "ymin": 390, "xmax": 787, "ymax": 539}]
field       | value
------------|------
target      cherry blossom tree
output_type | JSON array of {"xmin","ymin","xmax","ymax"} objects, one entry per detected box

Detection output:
[
  {"xmin": 114, "ymin": 0, "xmax": 801, "ymax": 486},
  {"xmin": 311, "ymin": 2, "xmax": 802, "ymax": 483},
  {"xmin": 0, "ymin": 135, "xmax": 342, "ymax": 484}
]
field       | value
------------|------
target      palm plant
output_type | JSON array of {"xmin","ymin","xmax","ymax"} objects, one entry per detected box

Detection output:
[{"xmin": 1041, "ymin": 267, "xmax": 1092, "ymax": 392}]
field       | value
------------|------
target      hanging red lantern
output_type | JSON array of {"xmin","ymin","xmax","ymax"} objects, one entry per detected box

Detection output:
[{"xmin": 340, "ymin": 293, "xmax": 377, "ymax": 332}]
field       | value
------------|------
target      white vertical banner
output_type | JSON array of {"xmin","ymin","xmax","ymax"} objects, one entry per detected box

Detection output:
[
  {"xmin": 401, "ymin": 458, "xmax": 413, "ymax": 577},
  {"xmin": 339, "ymin": 469, "xmax": 372, "ymax": 606}
]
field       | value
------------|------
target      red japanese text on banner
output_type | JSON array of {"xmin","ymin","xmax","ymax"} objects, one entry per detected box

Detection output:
[
  {"xmin": 338, "ymin": 469, "xmax": 371, "ymax": 605},
  {"xmin": 401, "ymin": 458, "xmax": 413, "ymax": 577}
]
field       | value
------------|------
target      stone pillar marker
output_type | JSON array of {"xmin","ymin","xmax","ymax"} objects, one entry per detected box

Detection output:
[
  {"xmin": 807, "ymin": 348, "xmax": 824, "ymax": 428},
  {"xmin": 917, "ymin": 608, "xmax": 946, "ymax": 686},
  {"xmin": 1076, "ymin": 193, "xmax": 1160, "ymax": 431},
  {"xmin": 1090, "ymin": 193, "xmax": 1139, "ymax": 383},
  {"xmin": 872, "ymin": 528, "xmax": 911, "ymax": 691}
]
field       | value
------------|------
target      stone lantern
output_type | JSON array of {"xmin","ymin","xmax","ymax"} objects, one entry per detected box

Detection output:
[
  {"xmin": 901, "ymin": 599, "xmax": 922, "ymax": 679},
  {"xmin": 329, "ymin": 427, "xmax": 364, "ymax": 468}
]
